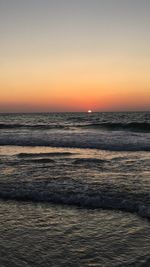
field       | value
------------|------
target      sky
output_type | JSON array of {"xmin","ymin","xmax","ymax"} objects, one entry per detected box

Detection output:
[{"xmin": 0, "ymin": 0, "xmax": 150, "ymax": 112}]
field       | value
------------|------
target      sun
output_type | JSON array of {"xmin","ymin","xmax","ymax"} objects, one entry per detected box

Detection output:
[{"xmin": 88, "ymin": 110, "xmax": 92, "ymax": 113}]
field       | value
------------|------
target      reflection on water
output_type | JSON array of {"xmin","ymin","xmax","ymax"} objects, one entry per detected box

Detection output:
[{"xmin": 0, "ymin": 201, "xmax": 150, "ymax": 267}]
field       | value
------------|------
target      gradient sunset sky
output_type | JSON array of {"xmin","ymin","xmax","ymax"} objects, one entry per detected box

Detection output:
[{"xmin": 0, "ymin": 0, "xmax": 150, "ymax": 112}]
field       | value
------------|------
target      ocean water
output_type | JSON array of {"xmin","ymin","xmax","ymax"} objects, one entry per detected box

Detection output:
[{"xmin": 0, "ymin": 112, "xmax": 150, "ymax": 266}]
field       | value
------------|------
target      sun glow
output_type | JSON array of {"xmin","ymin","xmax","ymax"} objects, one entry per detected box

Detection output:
[{"xmin": 88, "ymin": 110, "xmax": 92, "ymax": 113}]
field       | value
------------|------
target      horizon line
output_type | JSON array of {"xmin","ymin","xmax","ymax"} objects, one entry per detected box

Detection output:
[{"xmin": 0, "ymin": 110, "xmax": 150, "ymax": 114}]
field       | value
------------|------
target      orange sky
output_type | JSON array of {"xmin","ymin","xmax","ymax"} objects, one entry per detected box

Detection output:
[{"xmin": 0, "ymin": 0, "xmax": 150, "ymax": 112}]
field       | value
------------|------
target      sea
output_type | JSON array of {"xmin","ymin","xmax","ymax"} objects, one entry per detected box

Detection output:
[{"xmin": 0, "ymin": 112, "xmax": 150, "ymax": 267}]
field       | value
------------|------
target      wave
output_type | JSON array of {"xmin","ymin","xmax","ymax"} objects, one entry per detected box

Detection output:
[
  {"xmin": 0, "ymin": 135, "xmax": 149, "ymax": 151},
  {"xmin": 0, "ymin": 123, "xmax": 150, "ymax": 151},
  {"xmin": 0, "ymin": 122, "xmax": 150, "ymax": 132},
  {"xmin": 0, "ymin": 180, "xmax": 150, "ymax": 219}
]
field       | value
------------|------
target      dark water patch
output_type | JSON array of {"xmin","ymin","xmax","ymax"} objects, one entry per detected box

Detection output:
[
  {"xmin": 0, "ymin": 123, "xmax": 65, "ymax": 130},
  {"xmin": 17, "ymin": 152, "xmax": 74, "ymax": 158},
  {"xmin": 73, "ymin": 158, "xmax": 108, "ymax": 165},
  {"xmin": 25, "ymin": 158, "xmax": 55, "ymax": 164},
  {"xmin": 81, "ymin": 122, "xmax": 150, "ymax": 132}
]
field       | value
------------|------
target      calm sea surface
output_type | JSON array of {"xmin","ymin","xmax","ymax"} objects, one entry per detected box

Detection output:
[{"xmin": 0, "ymin": 112, "xmax": 150, "ymax": 266}]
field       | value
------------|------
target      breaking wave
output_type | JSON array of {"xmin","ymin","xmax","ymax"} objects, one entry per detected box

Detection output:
[
  {"xmin": 0, "ymin": 132, "xmax": 149, "ymax": 151},
  {"xmin": 0, "ymin": 122, "xmax": 150, "ymax": 132},
  {"xmin": 0, "ymin": 180, "xmax": 150, "ymax": 219}
]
